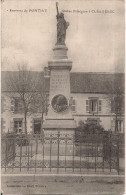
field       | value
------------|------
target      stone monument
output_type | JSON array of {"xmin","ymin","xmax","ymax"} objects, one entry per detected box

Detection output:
[{"xmin": 43, "ymin": 3, "xmax": 76, "ymax": 153}]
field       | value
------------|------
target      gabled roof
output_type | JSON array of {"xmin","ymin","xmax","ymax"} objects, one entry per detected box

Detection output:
[
  {"xmin": 1, "ymin": 71, "xmax": 124, "ymax": 94},
  {"xmin": 70, "ymin": 72, "xmax": 124, "ymax": 94}
]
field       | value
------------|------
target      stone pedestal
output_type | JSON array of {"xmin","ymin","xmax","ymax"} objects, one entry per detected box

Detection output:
[{"xmin": 43, "ymin": 44, "xmax": 76, "ymax": 155}]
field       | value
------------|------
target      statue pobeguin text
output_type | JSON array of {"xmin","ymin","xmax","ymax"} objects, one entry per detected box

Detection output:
[{"xmin": 56, "ymin": 2, "xmax": 69, "ymax": 45}]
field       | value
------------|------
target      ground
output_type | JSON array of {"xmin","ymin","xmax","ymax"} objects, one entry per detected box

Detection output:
[{"xmin": 1, "ymin": 174, "xmax": 124, "ymax": 195}]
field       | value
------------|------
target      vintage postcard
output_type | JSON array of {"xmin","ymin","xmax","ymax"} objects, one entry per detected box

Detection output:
[{"xmin": 1, "ymin": 0, "xmax": 125, "ymax": 194}]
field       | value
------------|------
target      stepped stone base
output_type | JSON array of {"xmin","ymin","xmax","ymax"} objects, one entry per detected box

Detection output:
[{"xmin": 43, "ymin": 119, "xmax": 76, "ymax": 129}]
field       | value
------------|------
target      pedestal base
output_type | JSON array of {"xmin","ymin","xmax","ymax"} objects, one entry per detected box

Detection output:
[
  {"xmin": 43, "ymin": 119, "xmax": 76, "ymax": 129},
  {"xmin": 42, "ymin": 128, "xmax": 75, "ymax": 156}
]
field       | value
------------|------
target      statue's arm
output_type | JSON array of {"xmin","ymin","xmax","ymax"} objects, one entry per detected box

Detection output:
[{"xmin": 56, "ymin": 2, "xmax": 59, "ymax": 16}]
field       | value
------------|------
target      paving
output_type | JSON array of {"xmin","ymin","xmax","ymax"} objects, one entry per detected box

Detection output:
[{"xmin": 1, "ymin": 174, "xmax": 125, "ymax": 195}]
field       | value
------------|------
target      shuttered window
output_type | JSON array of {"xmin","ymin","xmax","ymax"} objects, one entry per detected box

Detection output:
[
  {"xmin": 98, "ymin": 100, "xmax": 102, "ymax": 112},
  {"xmin": 86, "ymin": 99, "xmax": 98, "ymax": 113},
  {"xmin": 70, "ymin": 97, "xmax": 76, "ymax": 112},
  {"xmin": 86, "ymin": 99, "xmax": 102, "ymax": 113}
]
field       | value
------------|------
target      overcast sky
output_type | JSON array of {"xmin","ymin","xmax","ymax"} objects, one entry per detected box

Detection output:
[{"xmin": 2, "ymin": 0, "xmax": 124, "ymax": 72}]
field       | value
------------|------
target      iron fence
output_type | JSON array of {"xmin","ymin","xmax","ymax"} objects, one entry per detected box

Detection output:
[
  {"xmin": 1, "ymin": 132, "xmax": 124, "ymax": 174},
  {"xmin": 1, "ymin": 133, "xmax": 15, "ymax": 166}
]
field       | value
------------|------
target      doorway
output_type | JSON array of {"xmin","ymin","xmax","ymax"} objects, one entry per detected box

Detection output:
[{"xmin": 34, "ymin": 119, "xmax": 41, "ymax": 134}]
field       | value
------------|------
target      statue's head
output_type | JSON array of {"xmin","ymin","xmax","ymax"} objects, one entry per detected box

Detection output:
[{"xmin": 59, "ymin": 12, "xmax": 64, "ymax": 18}]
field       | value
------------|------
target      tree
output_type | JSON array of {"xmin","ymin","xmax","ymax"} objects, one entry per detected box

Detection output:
[
  {"xmin": 31, "ymin": 72, "xmax": 49, "ymax": 134},
  {"xmin": 6, "ymin": 65, "xmax": 41, "ymax": 134},
  {"xmin": 105, "ymin": 74, "xmax": 124, "ymax": 133},
  {"xmin": 111, "ymin": 92, "xmax": 124, "ymax": 133}
]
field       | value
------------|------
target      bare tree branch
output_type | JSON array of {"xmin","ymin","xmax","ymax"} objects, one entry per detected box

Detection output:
[{"xmin": 5, "ymin": 65, "xmax": 49, "ymax": 134}]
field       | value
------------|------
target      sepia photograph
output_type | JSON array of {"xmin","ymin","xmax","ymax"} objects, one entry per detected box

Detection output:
[{"xmin": 1, "ymin": 0, "xmax": 125, "ymax": 194}]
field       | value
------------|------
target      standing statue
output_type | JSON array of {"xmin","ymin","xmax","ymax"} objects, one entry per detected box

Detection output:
[{"xmin": 56, "ymin": 2, "xmax": 69, "ymax": 45}]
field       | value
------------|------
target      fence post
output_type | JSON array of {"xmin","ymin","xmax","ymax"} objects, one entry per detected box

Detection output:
[
  {"xmin": 31, "ymin": 142, "xmax": 32, "ymax": 158},
  {"xmin": 20, "ymin": 135, "xmax": 22, "ymax": 172},
  {"xmin": 35, "ymin": 136, "xmax": 38, "ymax": 173},
  {"xmin": 92, "ymin": 133, "xmax": 93, "ymax": 160},
  {"xmin": 73, "ymin": 133, "xmax": 74, "ymax": 172},
  {"xmin": 80, "ymin": 132, "xmax": 82, "ymax": 173},
  {"xmin": 87, "ymin": 134, "xmax": 89, "ymax": 173},
  {"xmin": 109, "ymin": 133, "xmax": 112, "ymax": 173},
  {"xmin": 43, "ymin": 133, "xmax": 45, "ymax": 171},
  {"xmin": 57, "ymin": 131, "xmax": 60, "ymax": 173},
  {"xmin": 27, "ymin": 136, "xmax": 30, "ymax": 171},
  {"xmin": 13, "ymin": 136, "xmax": 16, "ymax": 160},
  {"xmin": 94, "ymin": 134, "xmax": 97, "ymax": 172},
  {"xmin": 50, "ymin": 134, "xmax": 52, "ymax": 172},
  {"xmin": 65, "ymin": 134, "xmax": 67, "ymax": 172},
  {"xmin": 12, "ymin": 136, "xmax": 15, "ymax": 172},
  {"xmin": 102, "ymin": 134, "xmax": 105, "ymax": 172},
  {"xmin": 117, "ymin": 135, "xmax": 120, "ymax": 175},
  {"xmin": 5, "ymin": 138, "xmax": 8, "ymax": 172}
]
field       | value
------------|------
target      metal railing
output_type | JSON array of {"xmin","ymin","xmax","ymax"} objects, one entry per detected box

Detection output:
[{"xmin": 1, "ymin": 132, "xmax": 124, "ymax": 174}]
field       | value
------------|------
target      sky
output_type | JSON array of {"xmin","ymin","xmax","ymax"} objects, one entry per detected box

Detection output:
[{"xmin": 2, "ymin": 0, "xmax": 125, "ymax": 72}]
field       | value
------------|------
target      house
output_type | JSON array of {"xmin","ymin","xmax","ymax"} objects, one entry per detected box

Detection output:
[{"xmin": 1, "ymin": 70, "xmax": 124, "ymax": 134}]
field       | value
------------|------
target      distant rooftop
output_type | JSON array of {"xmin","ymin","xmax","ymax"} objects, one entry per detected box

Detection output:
[{"xmin": 1, "ymin": 71, "xmax": 124, "ymax": 94}]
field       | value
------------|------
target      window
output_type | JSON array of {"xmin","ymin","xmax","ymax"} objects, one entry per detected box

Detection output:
[
  {"xmin": 70, "ymin": 97, "xmax": 76, "ymax": 112},
  {"xmin": 11, "ymin": 99, "xmax": 15, "ymax": 112},
  {"xmin": 90, "ymin": 99, "xmax": 97, "ymax": 112},
  {"xmin": 14, "ymin": 120, "xmax": 23, "ymax": 134},
  {"xmin": 15, "ymin": 98, "xmax": 23, "ymax": 112},
  {"xmin": 116, "ymin": 119, "xmax": 124, "ymax": 132},
  {"xmin": 1, "ymin": 96, "xmax": 5, "ymax": 113},
  {"xmin": 111, "ymin": 119, "xmax": 124, "ymax": 133},
  {"xmin": 86, "ymin": 98, "xmax": 102, "ymax": 113},
  {"xmin": 111, "ymin": 96, "xmax": 124, "ymax": 114},
  {"xmin": 98, "ymin": 100, "xmax": 102, "ymax": 112},
  {"xmin": 86, "ymin": 100, "xmax": 89, "ymax": 112},
  {"xmin": 11, "ymin": 98, "xmax": 23, "ymax": 113},
  {"xmin": 117, "ymin": 120, "xmax": 122, "ymax": 132}
]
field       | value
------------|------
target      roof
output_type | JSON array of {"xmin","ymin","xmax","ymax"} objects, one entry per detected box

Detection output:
[
  {"xmin": 1, "ymin": 71, "xmax": 124, "ymax": 94},
  {"xmin": 70, "ymin": 72, "xmax": 124, "ymax": 94}
]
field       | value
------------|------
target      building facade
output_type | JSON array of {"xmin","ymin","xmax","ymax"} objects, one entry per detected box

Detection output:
[{"xmin": 1, "ymin": 71, "xmax": 124, "ymax": 134}]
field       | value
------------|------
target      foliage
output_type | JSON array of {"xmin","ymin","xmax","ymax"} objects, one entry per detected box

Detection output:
[
  {"xmin": 76, "ymin": 120, "xmax": 105, "ymax": 134},
  {"xmin": 75, "ymin": 121, "xmax": 105, "ymax": 143}
]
